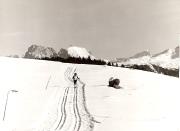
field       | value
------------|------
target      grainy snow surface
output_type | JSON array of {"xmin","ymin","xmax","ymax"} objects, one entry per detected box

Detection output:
[{"xmin": 0, "ymin": 57, "xmax": 179, "ymax": 131}]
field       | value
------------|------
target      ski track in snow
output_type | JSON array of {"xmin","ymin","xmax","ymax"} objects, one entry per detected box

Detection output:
[
  {"xmin": 54, "ymin": 86, "xmax": 69, "ymax": 130},
  {"xmin": 51, "ymin": 66, "xmax": 86, "ymax": 131},
  {"xmin": 73, "ymin": 87, "xmax": 81, "ymax": 131}
]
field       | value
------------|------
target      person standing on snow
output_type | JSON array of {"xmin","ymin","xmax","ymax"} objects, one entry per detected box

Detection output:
[{"xmin": 72, "ymin": 73, "xmax": 79, "ymax": 87}]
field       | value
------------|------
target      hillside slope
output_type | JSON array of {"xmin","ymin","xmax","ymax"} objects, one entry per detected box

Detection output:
[{"xmin": 0, "ymin": 57, "xmax": 179, "ymax": 131}]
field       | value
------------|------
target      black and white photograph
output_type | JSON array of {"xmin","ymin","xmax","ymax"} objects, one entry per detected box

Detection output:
[{"xmin": 0, "ymin": 0, "xmax": 179, "ymax": 131}]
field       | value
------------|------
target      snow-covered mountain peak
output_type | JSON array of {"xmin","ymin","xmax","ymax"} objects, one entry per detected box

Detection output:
[
  {"xmin": 128, "ymin": 56, "xmax": 151, "ymax": 65},
  {"xmin": 150, "ymin": 47, "xmax": 179, "ymax": 69},
  {"xmin": 172, "ymin": 46, "xmax": 179, "ymax": 59},
  {"xmin": 117, "ymin": 46, "xmax": 179, "ymax": 71},
  {"xmin": 130, "ymin": 50, "xmax": 151, "ymax": 59},
  {"xmin": 152, "ymin": 47, "xmax": 178, "ymax": 61},
  {"xmin": 67, "ymin": 46, "xmax": 95, "ymax": 59},
  {"xmin": 115, "ymin": 50, "xmax": 151, "ymax": 63},
  {"xmin": 118, "ymin": 50, "xmax": 151, "ymax": 65}
]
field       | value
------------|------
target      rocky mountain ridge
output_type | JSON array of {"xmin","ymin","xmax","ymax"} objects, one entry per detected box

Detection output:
[{"xmin": 24, "ymin": 45, "xmax": 95, "ymax": 60}]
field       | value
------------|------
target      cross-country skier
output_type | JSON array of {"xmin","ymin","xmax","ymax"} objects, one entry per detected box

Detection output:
[{"xmin": 72, "ymin": 73, "xmax": 79, "ymax": 87}]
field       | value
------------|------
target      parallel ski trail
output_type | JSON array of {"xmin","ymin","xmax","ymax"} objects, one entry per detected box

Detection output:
[
  {"xmin": 51, "ymin": 67, "xmax": 72, "ymax": 131},
  {"xmin": 52, "ymin": 66, "xmax": 82, "ymax": 131},
  {"xmin": 73, "ymin": 87, "xmax": 81, "ymax": 131},
  {"xmin": 51, "ymin": 66, "xmax": 92, "ymax": 131},
  {"xmin": 55, "ymin": 86, "xmax": 69, "ymax": 130}
]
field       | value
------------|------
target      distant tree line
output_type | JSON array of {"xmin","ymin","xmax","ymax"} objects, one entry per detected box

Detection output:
[
  {"xmin": 35, "ymin": 56, "xmax": 179, "ymax": 77},
  {"xmin": 38, "ymin": 56, "xmax": 106, "ymax": 65},
  {"xmin": 119, "ymin": 64, "xmax": 179, "ymax": 78},
  {"xmin": 107, "ymin": 62, "xmax": 119, "ymax": 67},
  {"xmin": 152, "ymin": 64, "xmax": 179, "ymax": 77},
  {"xmin": 106, "ymin": 61, "xmax": 179, "ymax": 77}
]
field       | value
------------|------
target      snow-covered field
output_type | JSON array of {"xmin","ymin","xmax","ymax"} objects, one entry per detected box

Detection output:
[{"xmin": 0, "ymin": 57, "xmax": 179, "ymax": 131}]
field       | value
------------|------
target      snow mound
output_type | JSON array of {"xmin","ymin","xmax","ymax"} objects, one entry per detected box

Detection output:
[{"xmin": 67, "ymin": 46, "xmax": 95, "ymax": 59}]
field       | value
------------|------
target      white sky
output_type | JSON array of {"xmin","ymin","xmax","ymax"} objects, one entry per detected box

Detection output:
[{"xmin": 0, "ymin": 0, "xmax": 179, "ymax": 58}]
